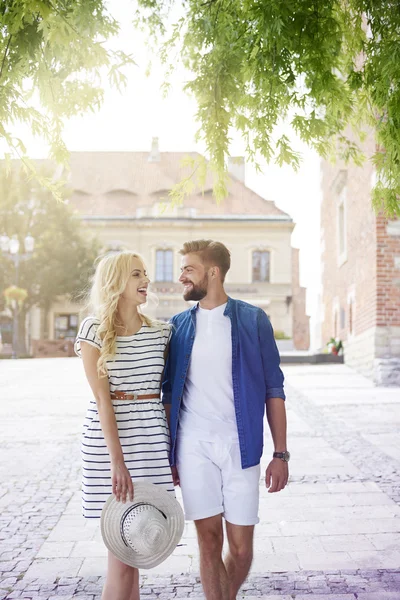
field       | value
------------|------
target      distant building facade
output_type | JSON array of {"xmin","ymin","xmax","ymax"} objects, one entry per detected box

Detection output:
[
  {"xmin": 27, "ymin": 140, "xmax": 310, "ymax": 351},
  {"xmin": 320, "ymin": 132, "xmax": 400, "ymax": 385}
]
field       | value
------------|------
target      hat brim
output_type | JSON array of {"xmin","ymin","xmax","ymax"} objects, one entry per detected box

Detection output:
[{"xmin": 100, "ymin": 482, "xmax": 185, "ymax": 569}]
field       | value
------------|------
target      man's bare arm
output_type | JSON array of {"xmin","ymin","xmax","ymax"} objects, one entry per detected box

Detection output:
[
  {"xmin": 266, "ymin": 397, "xmax": 287, "ymax": 452},
  {"xmin": 265, "ymin": 397, "xmax": 289, "ymax": 493}
]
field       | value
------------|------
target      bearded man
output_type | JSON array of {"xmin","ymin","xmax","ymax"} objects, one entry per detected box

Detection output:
[{"xmin": 162, "ymin": 239, "xmax": 289, "ymax": 600}]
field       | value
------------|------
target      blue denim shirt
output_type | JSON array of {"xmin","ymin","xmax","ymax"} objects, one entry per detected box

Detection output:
[{"xmin": 162, "ymin": 297, "xmax": 286, "ymax": 469}]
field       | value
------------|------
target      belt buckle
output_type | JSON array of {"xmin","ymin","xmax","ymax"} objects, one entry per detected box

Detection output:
[{"xmin": 133, "ymin": 392, "xmax": 138, "ymax": 401}]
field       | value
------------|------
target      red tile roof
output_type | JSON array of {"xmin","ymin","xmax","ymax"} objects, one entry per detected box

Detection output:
[{"xmin": 65, "ymin": 151, "xmax": 291, "ymax": 220}]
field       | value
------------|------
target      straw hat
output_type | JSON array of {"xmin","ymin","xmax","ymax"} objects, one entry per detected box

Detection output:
[{"xmin": 100, "ymin": 482, "xmax": 184, "ymax": 569}]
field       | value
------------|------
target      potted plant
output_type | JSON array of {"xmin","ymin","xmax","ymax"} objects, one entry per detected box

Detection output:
[
  {"xmin": 327, "ymin": 337, "xmax": 343, "ymax": 355},
  {"xmin": 3, "ymin": 285, "xmax": 28, "ymax": 308}
]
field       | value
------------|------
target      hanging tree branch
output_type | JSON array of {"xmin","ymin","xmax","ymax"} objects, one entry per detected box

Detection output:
[{"xmin": 0, "ymin": 34, "xmax": 12, "ymax": 81}]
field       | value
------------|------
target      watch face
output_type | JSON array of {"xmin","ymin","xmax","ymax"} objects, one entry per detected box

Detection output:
[{"xmin": 274, "ymin": 451, "xmax": 290, "ymax": 462}]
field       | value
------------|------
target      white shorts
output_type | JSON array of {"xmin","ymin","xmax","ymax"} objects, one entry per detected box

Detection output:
[{"xmin": 176, "ymin": 435, "xmax": 261, "ymax": 526}]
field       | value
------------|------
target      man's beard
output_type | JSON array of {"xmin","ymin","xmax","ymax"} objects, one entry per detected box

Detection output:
[{"xmin": 183, "ymin": 273, "xmax": 209, "ymax": 301}]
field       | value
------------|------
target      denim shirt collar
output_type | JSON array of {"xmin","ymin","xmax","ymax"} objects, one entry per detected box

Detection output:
[{"xmin": 189, "ymin": 296, "xmax": 233, "ymax": 317}]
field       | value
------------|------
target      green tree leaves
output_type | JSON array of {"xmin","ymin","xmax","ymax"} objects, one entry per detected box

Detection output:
[
  {"xmin": 137, "ymin": 0, "xmax": 400, "ymax": 215},
  {"xmin": 0, "ymin": 164, "xmax": 100, "ymax": 316},
  {"xmin": 0, "ymin": 1, "xmax": 133, "ymax": 172},
  {"xmin": 1, "ymin": 1, "xmax": 399, "ymax": 215}
]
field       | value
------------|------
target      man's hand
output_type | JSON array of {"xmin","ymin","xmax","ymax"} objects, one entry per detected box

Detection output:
[
  {"xmin": 265, "ymin": 458, "xmax": 289, "ymax": 493},
  {"xmin": 171, "ymin": 465, "xmax": 180, "ymax": 486}
]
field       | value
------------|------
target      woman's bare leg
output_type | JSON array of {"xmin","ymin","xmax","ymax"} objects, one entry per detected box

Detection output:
[{"xmin": 101, "ymin": 551, "xmax": 139, "ymax": 600}]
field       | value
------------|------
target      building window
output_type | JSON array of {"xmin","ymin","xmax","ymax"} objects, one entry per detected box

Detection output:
[
  {"xmin": 340, "ymin": 307, "xmax": 346, "ymax": 330},
  {"xmin": 348, "ymin": 300, "xmax": 353, "ymax": 336},
  {"xmin": 54, "ymin": 314, "xmax": 79, "ymax": 341},
  {"xmin": 252, "ymin": 250, "xmax": 270, "ymax": 282},
  {"xmin": 333, "ymin": 307, "xmax": 339, "ymax": 338},
  {"xmin": 337, "ymin": 186, "xmax": 347, "ymax": 264},
  {"xmin": 155, "ymin": 249, "xmax": 173, "ymax": 282},
  {"xmin": 347, "ymin": 290, "xmax": 355, "ymax": 337}
]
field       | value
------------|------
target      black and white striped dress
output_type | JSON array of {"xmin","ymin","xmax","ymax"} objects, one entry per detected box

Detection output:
[{"xmin": 75, "ymin": 316, "xmax": 174, "ymax": 519}]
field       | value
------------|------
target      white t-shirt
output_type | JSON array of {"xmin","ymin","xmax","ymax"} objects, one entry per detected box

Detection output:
[{"xmin": 179, "ymin": 303, "xmax": 238, "ymax": 441}]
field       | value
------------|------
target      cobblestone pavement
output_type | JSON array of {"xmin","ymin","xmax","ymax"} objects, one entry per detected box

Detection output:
[{"xmin": 0, "ymin": 359, "xmax": 399, "ymax": 599}]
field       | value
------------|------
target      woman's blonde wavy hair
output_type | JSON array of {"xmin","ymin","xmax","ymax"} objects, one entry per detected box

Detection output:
[{"xmin": 87, "ymin": 251, "xmax": 168, "ymax": 377}]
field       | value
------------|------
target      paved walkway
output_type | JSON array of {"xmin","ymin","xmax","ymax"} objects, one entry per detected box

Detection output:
[{"xmin": 0, "ymin": 358, "xmax": 399, "ymax": 599}]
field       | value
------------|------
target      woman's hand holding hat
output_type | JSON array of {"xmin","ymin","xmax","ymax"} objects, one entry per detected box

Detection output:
[{"xmin": 111, "ymin": 459, "xmax": 134, "ymax": 503}]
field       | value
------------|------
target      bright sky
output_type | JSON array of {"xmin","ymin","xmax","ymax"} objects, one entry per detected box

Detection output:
[{"xmin": 1, "ymin": 0, "xmax": 323, "ymax": 348}]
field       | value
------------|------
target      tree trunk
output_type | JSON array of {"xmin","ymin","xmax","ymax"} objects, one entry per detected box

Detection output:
[
  {"xmin": 18, "ymin": 308, "xmax": 28, "ymax": 356},
  {"xmin": 42, "ymin": 302, "xmax": 51, "ymax": 340}
]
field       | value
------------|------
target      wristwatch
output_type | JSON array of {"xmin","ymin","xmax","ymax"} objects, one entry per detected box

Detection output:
[{"xmin": 273, "ymin": 450, "xmax": 290, "ymax": 462}]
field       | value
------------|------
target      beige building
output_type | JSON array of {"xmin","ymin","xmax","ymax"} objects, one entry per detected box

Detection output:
[{"xmin": 29, "ymin": 141, "xmax": 310, "ymax": 351}]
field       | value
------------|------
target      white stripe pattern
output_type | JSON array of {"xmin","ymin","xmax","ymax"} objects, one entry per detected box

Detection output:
[{"xmin": 75, "ymin": 317, "xmax": 174, "ymax": 518}]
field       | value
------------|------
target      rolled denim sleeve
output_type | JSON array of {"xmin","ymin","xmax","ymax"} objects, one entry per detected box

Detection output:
[{"xmin": 257, "ymin": 309, "xmax": 286, "ymax": 401}]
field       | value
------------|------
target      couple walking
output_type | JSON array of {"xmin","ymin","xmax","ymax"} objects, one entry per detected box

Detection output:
[{"xmin": 75, "ymin": 239, "xmax": 289, "ymax": 600}]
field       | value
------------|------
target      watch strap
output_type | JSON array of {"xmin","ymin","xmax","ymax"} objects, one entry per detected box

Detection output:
[{"xmin": 273, "ymin": 451, "xmax": 290, "ymax": 462}]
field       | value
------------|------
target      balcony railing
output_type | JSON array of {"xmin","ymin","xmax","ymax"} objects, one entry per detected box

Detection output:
[{"xmin": 150, "ymin": 281, "xmax": 291, "ymax": 297}]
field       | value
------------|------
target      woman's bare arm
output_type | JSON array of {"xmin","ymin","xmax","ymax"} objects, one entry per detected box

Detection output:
[{"xmin": 80, "ymin": 342, "xmax": 133, "ymax": 502}]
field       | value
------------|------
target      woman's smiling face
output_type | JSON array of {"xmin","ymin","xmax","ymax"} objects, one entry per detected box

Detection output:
[{"xmin": 121, "ymin": 257, "xmax": 150, "ymax": 305}]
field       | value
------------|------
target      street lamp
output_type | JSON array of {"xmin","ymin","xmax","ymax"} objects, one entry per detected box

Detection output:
[{"xmin": 1, "ymin": 233, "xmax": 35, "ymax": 358}]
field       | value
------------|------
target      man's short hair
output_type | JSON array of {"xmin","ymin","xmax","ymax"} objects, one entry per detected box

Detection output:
[{"xmin": 179, "ymin": 239, "xmax": 231, "ymax": 282}]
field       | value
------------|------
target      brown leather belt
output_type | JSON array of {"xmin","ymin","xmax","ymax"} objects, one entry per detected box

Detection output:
[{"xmin": 110, "ymin": 391, "xmax": 160, "ymax": 401}]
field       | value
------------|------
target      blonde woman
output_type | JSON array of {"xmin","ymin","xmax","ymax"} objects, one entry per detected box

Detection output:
[{"xmin": 75, "ymin": 251, "xmax": 174, "ymax": 600}]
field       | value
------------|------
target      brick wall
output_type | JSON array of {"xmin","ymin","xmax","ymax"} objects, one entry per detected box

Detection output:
[
  {"xmin": 376, "ymin": 214, "xmax": 400, "ymax": 329},
  {"xmin": 320, "ymin": 130, "xmax": 377, "ymax": 347},
  {"xmin": 320, "ymin": 128, "xmax": 400, "ymax": 384},
  {"xmin": 374, "ymin": 215, "xmax": 400, "ymax": 384}
]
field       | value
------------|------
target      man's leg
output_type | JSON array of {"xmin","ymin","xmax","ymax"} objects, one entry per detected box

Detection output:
[
  {"xmin": 224, "ymin": 522, "xmax": 255, "ymax": 600},
  {"xmin": 220, "ymin": 441, "xmax": 261, "ymax": 599},
  {"xmin": 177, "ymin": 436, "xmax": 227, "ymax": 598},
  {"xmin": 195, "ymin": 514, "xmax": 229, "ymax": 600}
]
